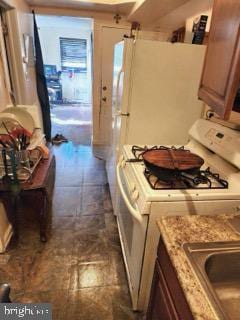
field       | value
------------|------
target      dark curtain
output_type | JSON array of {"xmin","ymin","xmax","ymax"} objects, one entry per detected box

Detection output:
[{"xmin": 32, "ymin": 11, "xmax": 51, "ymax": 141}]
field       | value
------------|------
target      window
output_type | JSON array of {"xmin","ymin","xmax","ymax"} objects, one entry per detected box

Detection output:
[{"xmin": 60, "ymin": 37, "xmax": 87, "ymax": 73}]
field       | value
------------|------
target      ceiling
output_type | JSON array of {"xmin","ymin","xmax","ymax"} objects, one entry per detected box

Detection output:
[
  {"xmin": 154, "ymin": 0, "xmax": 212, "ymax": 30},
  {"xmin": 26, "ymin": 0, "xmax": 137, "ymax": 15},
  {"xmin": 127, "ymin": 0, "xmax": 190, "ymax": 27},
  {"xmin": 27, "ymin": 0, "xmax": 213, "ymax": 29},
  {"xmin": 26, "ymin": 0, "xmax": 194, "ymax": 19}
]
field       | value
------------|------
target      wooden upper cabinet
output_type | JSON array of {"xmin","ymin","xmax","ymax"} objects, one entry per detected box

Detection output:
[{"xmin": 198, "ymin": 0, "xmax": 240, "ymax": 119}]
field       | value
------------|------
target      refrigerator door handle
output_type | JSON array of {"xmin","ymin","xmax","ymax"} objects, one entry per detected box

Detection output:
[
  {"xmin": 115, "ymin": 68, "xmax": 123, "ymax": 113},
  {"xmin": 116, "ymin": 111, "xmax": 130, "ymax": 117}
]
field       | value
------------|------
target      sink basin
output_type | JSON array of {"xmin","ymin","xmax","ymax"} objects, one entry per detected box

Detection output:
[
  {"xmin": 183, "ymin": 241, "xmax": 240, "ymax": 320},
  {"xmin": 206, "ymin": 252, "xmax": 240, "ymax": 319}
]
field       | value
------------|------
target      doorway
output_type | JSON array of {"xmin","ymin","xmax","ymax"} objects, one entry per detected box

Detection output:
[{"xmin": 36, "ymin": 15, "xmax": 93, "ymax": 145}]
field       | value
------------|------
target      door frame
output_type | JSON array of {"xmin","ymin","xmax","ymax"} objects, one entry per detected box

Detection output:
[
  {"xmin": 0, "ymin": 11, "xmax": 12, "ymax": 101},
  {"xmin": 1, "ymin": 3, "xmax": 26, "ymax": 104},
  {"xmin": 0, "ymin": 1, "xmax": 14, "ymax": 106}
]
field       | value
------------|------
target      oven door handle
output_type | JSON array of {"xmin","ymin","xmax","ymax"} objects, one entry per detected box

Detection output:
[{"xmin": 116, "ymin": 161, "xmax": 143, "ymax": 223}]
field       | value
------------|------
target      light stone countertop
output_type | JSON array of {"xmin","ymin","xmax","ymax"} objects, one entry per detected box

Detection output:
[{"xmin": 156, "ymin": 214, "xmax": 240, "ymax": 320}]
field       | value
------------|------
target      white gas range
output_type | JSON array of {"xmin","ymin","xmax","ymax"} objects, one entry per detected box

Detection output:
[{"xmin": 115, "ymin": 119, "xmax": 240, "ymax": 312}]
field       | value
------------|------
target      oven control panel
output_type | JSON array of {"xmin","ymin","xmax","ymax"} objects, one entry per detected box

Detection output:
[
  {"xmin": 205, "ymin": 128, "xmax": 233, "ymax": 145},
  {"xmin": 189, "ymin": 119, "xmax": 240, "ymax": 169}
]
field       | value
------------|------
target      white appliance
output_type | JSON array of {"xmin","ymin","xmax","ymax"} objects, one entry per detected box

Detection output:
[
  {"xmin": 106, "ymin": 39, "xmax": 206, "ymax": 212},
  {"xmin": 116, "ymin": 118, "xmax": 240, "ymax": 312}
]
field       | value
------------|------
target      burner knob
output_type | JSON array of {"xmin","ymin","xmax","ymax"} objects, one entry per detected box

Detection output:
[
  {"xmin": 132, "ymin": 189, "xmax": 139, "ymax": 201},
  {"xmin": 129, "ymin": 182, "xmax": 136, "ymax": 193}
]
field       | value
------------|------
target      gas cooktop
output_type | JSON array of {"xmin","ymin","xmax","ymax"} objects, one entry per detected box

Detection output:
[{"xmin": 129, "ymin": 145, "xmax": 228, "ymax": 190}]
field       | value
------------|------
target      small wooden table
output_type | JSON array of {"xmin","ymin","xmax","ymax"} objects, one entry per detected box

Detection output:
[{"xmin": 0, "ymin": 154, "xmax": 56, "ymax": 242}]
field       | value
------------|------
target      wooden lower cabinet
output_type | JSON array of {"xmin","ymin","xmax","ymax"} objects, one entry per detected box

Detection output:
[{"xmin": 146, "ymin": 238, "xmax": 193, "ymax": 320}]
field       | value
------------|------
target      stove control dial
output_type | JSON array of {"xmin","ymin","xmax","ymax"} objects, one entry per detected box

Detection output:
[{"xmin": 132, "ymin": 189, "xmax": 139, "ymax": 201}]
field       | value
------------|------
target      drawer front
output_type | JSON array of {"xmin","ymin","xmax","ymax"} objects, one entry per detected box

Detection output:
[{"xmin": 147, "ymin": 262, "xmax": 179, "ymax": 320}]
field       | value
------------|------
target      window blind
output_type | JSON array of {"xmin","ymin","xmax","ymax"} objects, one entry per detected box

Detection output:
[{"xmin": 60, "ymin": 37, "xmax": 87, "ymax": 72}]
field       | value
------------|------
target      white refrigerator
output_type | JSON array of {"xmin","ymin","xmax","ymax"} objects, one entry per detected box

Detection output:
[{"xmin": 106, "ymin": 39, "xmax": 206, "ymax": 210}]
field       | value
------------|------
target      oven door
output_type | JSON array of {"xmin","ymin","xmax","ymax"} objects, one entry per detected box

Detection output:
[{"xmin": 116, "ymin": 160, "xmax": 149, "ymax": 310}]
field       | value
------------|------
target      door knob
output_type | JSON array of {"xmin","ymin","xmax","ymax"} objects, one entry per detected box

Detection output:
[
  {"xmin": 102, "ymin": 86, "xmax": 107, "ymax": 91},
  {"xmin": 102, "ymin": 97, "xmax": 107, "ymax": 102}
]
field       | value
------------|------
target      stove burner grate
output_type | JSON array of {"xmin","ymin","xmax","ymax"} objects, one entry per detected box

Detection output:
[
  {"xmin": 144, "ymin": 167, "xmax": 229, "ymax": 190},
  {"xmin": 131, "ymin": 145, "xmax": 186, "ymax": 160},
  {"xmin": 130, "ymin": 145, "xmax": 229, "ymax": 190}
]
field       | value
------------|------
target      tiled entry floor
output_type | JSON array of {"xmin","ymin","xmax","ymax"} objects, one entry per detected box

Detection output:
[
  {"xmin": 0, "ymin": 142, "xmax": 143, "ymax": 320},
  {"xmin": 51, "ymin": 105, "xmax": 92, "ymax": 145}
]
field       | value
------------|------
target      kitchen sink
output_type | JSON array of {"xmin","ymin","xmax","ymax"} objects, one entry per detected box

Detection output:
[{"xmin": 183, "ymin": 241, "xmax": 240, "ymax": 320}]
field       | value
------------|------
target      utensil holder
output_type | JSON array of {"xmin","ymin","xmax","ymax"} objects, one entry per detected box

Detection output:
[
  {"xmin": 0, "ymin": 148, "xmax": 42, "ymax": 182},
  {"xmin": 15, "ymin": 150, "xmax": 31, "ymax": 169}
]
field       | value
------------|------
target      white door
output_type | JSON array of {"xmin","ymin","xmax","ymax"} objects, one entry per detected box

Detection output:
[{"xmin": 99, "ymin": 26, "xmax": 129, "ymax": 147}]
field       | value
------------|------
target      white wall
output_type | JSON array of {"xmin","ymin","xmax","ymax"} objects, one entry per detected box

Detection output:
[
  {"xmin": 4, "ymin": 0, "xmax": 39, "ymax": 106},
  {"xmin": 37, "ymin": 15, "xmax": 93, "ymax": 103},
  {"xmin": 0, "ymin": 0, "xmax": 40, "ymax": 109}
]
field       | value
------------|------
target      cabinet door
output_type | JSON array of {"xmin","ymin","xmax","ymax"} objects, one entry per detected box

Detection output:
[
  {"xmin": 147, "ymin": 262, "xmax": 179, "ymax": 320},
  {"xmin": 198, "ymin": 0, "xmax": 240, "ymax": 119}
]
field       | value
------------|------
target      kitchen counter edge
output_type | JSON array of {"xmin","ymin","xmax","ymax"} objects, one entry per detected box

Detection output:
[{"xmin": 156, "ymin": 214, "xmax": 240, "ymax": 320}]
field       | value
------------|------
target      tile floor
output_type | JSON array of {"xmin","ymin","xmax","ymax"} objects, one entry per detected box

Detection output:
[
  {"xmin": 0, "ymin": 130, "xmax": 143, "ymax": 319},
  {"xmin": 51, "ymin": 105, "xmax": 92, "ymax": 146}
]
